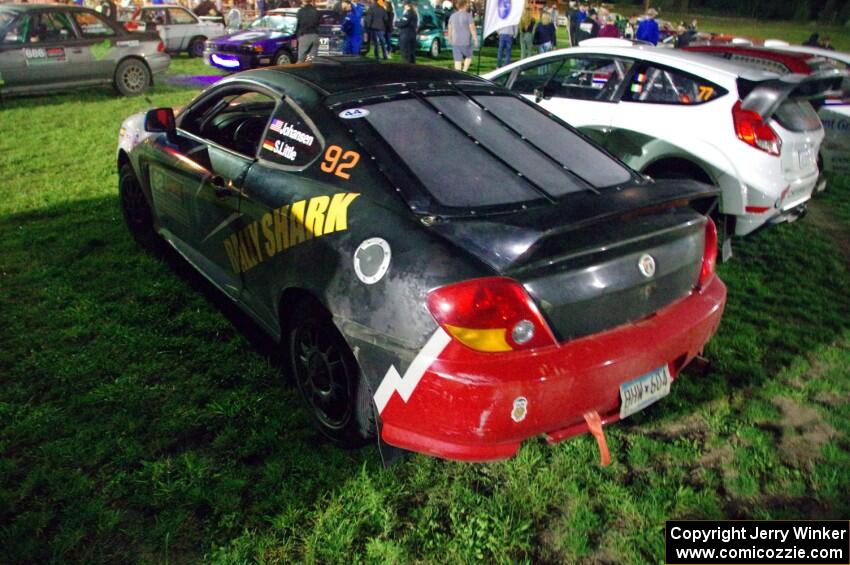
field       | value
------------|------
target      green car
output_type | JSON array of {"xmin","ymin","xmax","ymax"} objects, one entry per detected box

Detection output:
[
  {"xmin": 387, "ymin": 0, "xmax": 445, "ymax": 58},
  {"xmin": 387, "ymin": 0, "xmax": 482, "ymax": 59}
]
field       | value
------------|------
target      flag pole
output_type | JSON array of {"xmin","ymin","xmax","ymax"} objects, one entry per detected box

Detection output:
[{"xmin": 476, "ymin": 0, "xmax": 484, "ymax": 75}]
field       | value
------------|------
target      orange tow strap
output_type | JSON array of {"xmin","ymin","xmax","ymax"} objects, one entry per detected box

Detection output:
[{"xmin": 583, "ymin": 411, "xmax": 611, "ymax": 467}]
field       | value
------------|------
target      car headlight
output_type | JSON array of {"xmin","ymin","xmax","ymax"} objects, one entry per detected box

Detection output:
[{"xmin": 418, "ymin": 35, "xmax": 429, "ymax": 40}]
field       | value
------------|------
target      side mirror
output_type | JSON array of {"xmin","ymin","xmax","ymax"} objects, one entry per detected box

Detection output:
[
  {"xmin": 144, "ymin": 107, "xmax": 176, "ymax": 135},
  {"xmin": 533, "ymin": 87, "xmax": 546, "ymax": 103}
]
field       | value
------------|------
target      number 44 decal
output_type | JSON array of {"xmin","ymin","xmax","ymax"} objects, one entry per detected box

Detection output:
[{"xmin": 321, "ymin": 145, "xmax": 360, "ymax": 180}]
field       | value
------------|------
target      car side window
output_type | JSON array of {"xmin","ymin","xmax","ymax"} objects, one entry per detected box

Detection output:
[
  {"xmin": 549, "ymin": 56, "xmax": 633, "ymax": 101},
  {"xmin": 1, "ymin": 15, "xmax": 29, "ymax": 44},
  {"xmin": 167, "ymin": 8, "xmax": 197, "ymax": 25},
  {"xmin": 258, "ymin": 99, "xmax": 323, "ymax": 169},
  {"xmin": 623, "ymin": 65, "xmax": 726, "ymax": 105},
  {"xmin": 181, "ymin": 89, "xmax": 277, "ymax": 157},
  {"xmin": 510, "ymin": 58, "xmax": 564, "ymax": 95},
  {"xmin": 28, "ymin": 11, "xmax": 77, "ymax": 43},
  {"xmin": 73, "ymin": 11, "xmax": 116, "ymax": 38},
  {"xmin": 319, "ymin": 12, "xmax": 339, "ymax": 25},
  {"xmin": 140, "ymin": 9, "xmax": 166, "ymax": 25}
]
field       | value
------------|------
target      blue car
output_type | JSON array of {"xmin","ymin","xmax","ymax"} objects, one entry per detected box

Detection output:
[{"xmin": 204, "ymin": 8, "xmax": 343, "ymax": 70}]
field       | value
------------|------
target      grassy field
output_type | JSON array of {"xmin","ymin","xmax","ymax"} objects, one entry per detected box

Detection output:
[{"xmin": 1, "ymin": 27, "xmax": 850, "ymax": 564}]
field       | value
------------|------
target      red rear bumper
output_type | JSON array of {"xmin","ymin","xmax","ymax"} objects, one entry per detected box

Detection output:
[{"xmin": 379, "ymin": 277, "xmax": 727, "ymax": 461}]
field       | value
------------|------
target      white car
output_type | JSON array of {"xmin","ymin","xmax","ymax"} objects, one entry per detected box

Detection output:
[
  {"xmin": 124, "ymin": 6, "xmax": 225, "ymax": 57},
  {"xmin": 764, "ymin": 41, "xmax": 850, "ymax": 175},
  {"xmin": 484, "ymin": 45, "xmax": 836, "ymax": 239}
]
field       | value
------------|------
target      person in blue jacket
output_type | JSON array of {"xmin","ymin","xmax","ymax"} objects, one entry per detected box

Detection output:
[
  {"xmin": 636, "ymin": 7, "xmax": 659, "ymax": 45},
  {"xmin": 342, "ymin": 0, "xmax": 364, "ymax": 54}
]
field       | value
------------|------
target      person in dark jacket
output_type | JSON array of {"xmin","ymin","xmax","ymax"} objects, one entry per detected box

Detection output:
[
  {"xmin": 567, "ymin": 1, "xmax": 580, "ymax": 46},
  {"xmin": 532, "ymin": 11, "xmax": 556, "ymax": 53},
  {"xmin": 296, "ymin": 0, "xmax": 321, "ymax": 62},
  {"xmin": 365, "ymin": 0, "xmax": 388, "ymax": 59},
  {"xmin": 575, "ymin": 7, "xmax": 598, "ymax": 43},
  {"xmin": 384, "ymin": 0, "xmax": 394, "ymax": 54},
  {"xmin": 396, "ymin": 0, "xmax": 418, "ymax": 63}
]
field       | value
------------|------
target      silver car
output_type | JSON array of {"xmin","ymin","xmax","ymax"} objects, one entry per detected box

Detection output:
[
  {"xmin": 123, "ymin": 6, "xmax": 225, "ymax": 58},
  {"xmin": 0, "ymin": 4, "xmax": 170, "ymax": 96}
]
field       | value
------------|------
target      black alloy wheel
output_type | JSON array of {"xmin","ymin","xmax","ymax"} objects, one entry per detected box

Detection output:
[{"xmin": 287, "ymin": 310, "xmax": 373, "ymax": 446}]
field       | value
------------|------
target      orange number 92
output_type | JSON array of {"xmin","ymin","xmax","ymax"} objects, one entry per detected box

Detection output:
[{"xmin": 320, "ymin": 145, "xmax": 360, "ymax": 180}]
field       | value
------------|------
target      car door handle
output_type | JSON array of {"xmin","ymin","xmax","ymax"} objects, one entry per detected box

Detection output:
[
  {"xmin": 71, "ymin": 48, "xmax": 83, "ymax": 54},
  {"xmin": 210, "ymin": 175, "xmax": 235, "ymax": 197}
]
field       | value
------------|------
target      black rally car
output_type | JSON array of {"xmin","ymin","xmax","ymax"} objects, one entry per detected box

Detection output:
[{"xmin": 117, "ymin": 59, "xmax": 726, "ymax": 462}]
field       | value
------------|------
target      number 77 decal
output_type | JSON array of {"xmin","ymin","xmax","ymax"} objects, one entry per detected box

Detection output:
[
  {"xmin": 697, "ymin": 85, "xmax": 715, "ymax": 101},
  {"xmin": 321, "ymin": 145, "xmax": 361, "ymax": 180}
]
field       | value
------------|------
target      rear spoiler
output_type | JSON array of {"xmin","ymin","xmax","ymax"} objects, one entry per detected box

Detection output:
[
  {"xmin": 741, "ymin": 69, "xmax": 849, "ymax": 120},
  {"xmin": 428, "ymin": 180, "xmax": 719, "ymax": 272}
]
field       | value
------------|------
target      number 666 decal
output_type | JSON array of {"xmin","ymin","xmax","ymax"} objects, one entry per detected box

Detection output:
[{"xmin": 321, "ymin": 145, "xmax": 360, "ymax": 180}]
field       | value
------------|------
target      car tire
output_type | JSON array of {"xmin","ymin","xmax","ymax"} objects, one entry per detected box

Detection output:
[
  {"xmin": 285, "ymin": 304, "xmax": 374, "ymax": 447},
  {"xmin": 273, "ymin": 50, "xmax": 293, "ymax": 65},
  {"xmin": 114, "ymin": 58, "xmax": 151, "ymax": 97},
  {"xmin": 188, "ymin": 36, "xmax": 207, "ymax": 58},
  {"xmin": 429, "ymin": 38, "xmax": 440, "ymax": 58},
  {"xmin": 119, "ymin": 163, "xmax": 161, "ymax": 252}
]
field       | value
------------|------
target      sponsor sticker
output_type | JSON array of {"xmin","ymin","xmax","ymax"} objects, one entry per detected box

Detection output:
[
  {"xmin": 511, "ymin": 397, "xmax": 528, "ymax": 422},
  {"xmin": 338, "ymin": 108, "xmax": 370, "ymax": 120},
  {"xmin": 91, "ymin": 39, "xmax": 112, "ymax": 61},
  {"xmin": 24, "ymin": 47, "xmax": 67, "ymax": 65}
]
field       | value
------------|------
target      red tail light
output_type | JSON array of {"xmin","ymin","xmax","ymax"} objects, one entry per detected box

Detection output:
[
  {"xmin": 124, "ymin": 20, "xmax": 139, "ymax": 31},
  {"xmin": 157, "ymin": 41, "xmax": 165, "ymax": 53},
  {"xmin": 698, "ymin": 217, "xmax": 718, "ymax": 290},
  {"xmin": 732, "ymin": 100, "xmax": 781, "ymax": 156},
  {"xmin": 427, "ymin": 277, "xmax": 557, "ymax": 353}
]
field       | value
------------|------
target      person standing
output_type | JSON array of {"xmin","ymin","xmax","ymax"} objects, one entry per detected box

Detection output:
[
  {"xmin": 532, "ymin": 11, "xmax": 555, "ymax": 53},
  {"xmin": 396, "ymin": 0, "xmax": 418, "ymax": 63},
  {"xmin": 342, "ymin": 0, "xmax": 363, "ymax": 54},
  {"xmin": 567, "ymin": 1, "xmax": 580, "ymax": 46},
  {"xmin": 350, "ymin": 0, "xmax": 364, "ymax": 52},
  {"xmin": 574, "ymin": 6, "xmax": 598, "ymax": 43},
  {"xmin": 519, "ymin": 7, "xmax": 535, "ymax": 59},
  {"xmin": 365, "ymin": 0, "xmax": 388, "ymax": 59},
  {"xmin": 296, "ymin": 0, "xmax": 321, "ymax": 62},
  {"xmin": 226, "ymin": 4, "xmax": 242, "ymax": 31},
  {"xmin": 635, "ymin": 8, "xmax": 659, "ymax": 45},
  {"xmin": 384, "ymin": 0, "xmax": 394, "ymax": 55},
  {"xmin": 496, "ymin": 23, "xmax": 516, "ymax": 68},
  {"xmin": 597, "ymin": 10, "xmax": 618, "ymax": 38},
  {"xmin": 447, "ymin": 0, "xmax": 477, "ymax": 72}
]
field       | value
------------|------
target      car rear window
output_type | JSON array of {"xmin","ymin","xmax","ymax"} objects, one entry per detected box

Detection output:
[
  {"xmin": 356, "ymin": 94, "xmax": 631, "ymax": 210},
  {"xmin": 773, "ymin": 99, "xmax": 822, "ymax": 132},
  {"xmin": 472, "ymin": 95, "xmax": 632, "ymax": 187}
]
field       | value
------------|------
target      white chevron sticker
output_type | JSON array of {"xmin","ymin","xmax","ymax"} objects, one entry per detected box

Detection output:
[{"xmin": 373, "ymin": 328, "xmax": 452, "ymax": 414}]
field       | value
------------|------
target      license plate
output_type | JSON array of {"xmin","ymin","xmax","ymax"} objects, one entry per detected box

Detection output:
[
  {"xmin": 619, "ymin": 365, "xmax": 671, "ymax": 419},
  {"xmin": 798, "ymin": 147, "xmax": 813, "ymax": 168}
]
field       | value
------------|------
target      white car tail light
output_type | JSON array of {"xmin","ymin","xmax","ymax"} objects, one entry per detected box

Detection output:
[{"xmin": 732, "ymin": 100, "xmax": 782, "ymax": 156}]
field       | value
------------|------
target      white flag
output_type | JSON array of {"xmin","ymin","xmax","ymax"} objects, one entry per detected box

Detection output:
[{"xmin": 483, "ymin": 0, "xmax": 526, "ymax": 39}]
